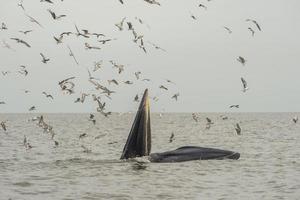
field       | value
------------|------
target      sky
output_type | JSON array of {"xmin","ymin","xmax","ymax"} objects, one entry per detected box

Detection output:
[{"xmin": 0, "ymin": 0, "xmax": 300, "ymax": 113}]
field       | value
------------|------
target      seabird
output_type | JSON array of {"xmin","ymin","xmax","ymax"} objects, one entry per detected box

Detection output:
[
  {"xmin": 124, "ymin": 80, "xmax": 133, "ymax": 85},
  {"xmin": 292, "ymin": 116, "xmax": 298, "ymax": 123},
  {"xmin": 248, "ymin": 27, "xmax": 255, "ymax": 36},
  {"xmin": 85, "ymin": 42, "xmax": 101, "ymax": 50},
  {"xmin": 74, "ymin": 24, "xmax": 89, "ymax": 38},
  {"xmin": 29, "ymin": 106, "xmax": 36, "ymax": 111},
  {"xmin": 229, "ymin": 105, "xmax": 239, "ymax": 108},
  {"xmin": 107, "ymin": 79, "xmax": 119, "ymax": 85},
  {"xmin": 171, "ymin": 93, "xmax": 179, "ymax": 101},
  {"xmin": 48, "ymin": 9, "xmax": 66, "ymax": 20},
  {"xmin": 223, "ymin": 26, "xmax": 232, "ymax": 34},
  {"xmin": 1, "ymin": 23, "xmax": 7, "ymax": 30},
  {"xmin": 53, "ymin": 35, "xmax": 63, "ymax": 44},
  {"xmin": 1, "ymin": 121, "xmax": 7, "ymax": 131},
  {"xmin": 235, "ymin": 123, "xmax": 241, "ymax": 135},
  {"xmin": 115, "ymin": 17, "xmax": 126, "ymax": 31},
  {"xmin": 110, "ymin": 60, "xmax": 124, "ymax": 74},
  {"xmin": 42, "ymin": 92, "xmax": 54, "ymax": 99},
  {"xmin": 241, "ymin": 77, "xmax": 249, "ymax": 92},
  {"xmin": 246, "ymin": 19, "xmax": 261, "ymax": 31},
  {"xmin": 134, "ymin": 71, "xmax": 141, "ymax": 80},
  {"xmin": 41, "ymin": 0, "xmax": 53, "ymax": 3},
  {"xmin": 18, "ymin": 0, "xmax": 25, "ymax": 11},
  {"xmin": 192, "ymin": 113, "xmax": 199, "ymax": 122},
  {"xmin": 134, "ymin": 94, "xmax": 139, "ymax": 102},
  {"xmin": 19, "ymin": 30, "xmax": 33, "ymax": 35},
  {"xmin": 237, "ymin": 56, "xmax": 246, "ymax": 65},
  {"xmin": 144, "ymin": 0, "xmax": 160, "ymax": 6},
  {"xmin": 206, "ymin": 117, "xmax": 213, "ymax": 129},
  {"xmin": 67, "ymin": 45, "xmax": 79, "ymax": 65},
  {"xmin": 159, "ymin": 85, "xmax": 168, "ymax": 90},
  {"xmin": 169, "ymin": 132, "xmax": 175, "ymax": 143},
  {"xmin": 10, "ymin": 38, "xmax": 31, "ymax": 48},
  {"xmin": 40, "ymin": 53, "xmax": 50, "ymax": 63},
  {"xmin": 79, "ymin": 133, "xmax": 87, "ymax": 139},
  {"xmin": 25, "ymin": 14, "xmax": 43, "ymax": 28},
  {"xmin": 198, "ymin": 4, "xmax": 207, "ymax": 10}
]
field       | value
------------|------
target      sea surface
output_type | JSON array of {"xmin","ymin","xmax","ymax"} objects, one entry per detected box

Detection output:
[{"xmin": 0, "ymin": 113, "xmax": 299, "ymax": 200}]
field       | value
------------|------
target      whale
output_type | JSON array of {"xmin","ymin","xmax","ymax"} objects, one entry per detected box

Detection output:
[{"xmin": 121, "ymin": 89, "xmax": 240, "ymax": 162}]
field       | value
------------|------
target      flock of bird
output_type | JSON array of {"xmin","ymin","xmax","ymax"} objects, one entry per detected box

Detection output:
[{"xmin": 0, "ymin": 1, "xmax": 298, "ymax": 150}]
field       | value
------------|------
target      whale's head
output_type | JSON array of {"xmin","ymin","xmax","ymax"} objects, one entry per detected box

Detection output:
[{"xmin": 120, "ymin": 89, "xmax": 151, "ymax": 159}]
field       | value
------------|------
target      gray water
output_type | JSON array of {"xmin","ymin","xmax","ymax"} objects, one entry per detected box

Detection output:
[{"xmin": 0, "ymin": 113, "xmax": 299, "ymax": 200}]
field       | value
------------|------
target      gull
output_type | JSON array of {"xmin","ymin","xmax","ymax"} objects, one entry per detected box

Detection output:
[
  {"xmin": 41, "ymin": 0, "xmax": 53, "ymax": 3},
  {"xmin": 19, "ymin": 30, "xmax": 33, "ymax": 35},
  {"xmin": 134, "ymin": 71, "xmax": 141, "ymax": 80},
  {"xmin": 93, "ymin": 61, "xmax": 103, "ymax": 72},
  {"xmin": 25, "ymin": 14, "xmax": 43, "ymax": 28},
  {"xmin": 42, "ymin": 92, "xmax": 54, "ymax": 99},
  {"xmin": 23, "ymin": 136, "xmax": 32, "ymax": 149},
  {"xmin": 1, "ymin": 23, "xmax": 7, "ymax": 30},
  {"xmin": 108, "ymin": 79, "xmax": 119, "ymax": 85},
  {"xmin": 132, "ymin": 30, "xmax": 143, "ymax": 42},
  {"xmin": 248, "ymin": 27, "xmax": 255, "ymax": 37},
  {"xmin": 85, "ymin": 43, "xmax": 101, "ymax": 50},
  {"xmin": 89, "ymin": 80, "xmax": 115, "ymax": 96},
  {"xmin": 0, "ymin": 101, "xmax": 6, "ymax": 104},
  {"xmin": 98, "ymin": 38, "xmax": 116, "ymax": 44},
  {"xmin": 159, "ymin": 85, "xmax": 168, "ymax": 90},
  {"xmin": 67, "ymin": 45, "xmax": 79, "ymax": 65},
  {"xmin": 192, "ymin": 113, "xmax": 199, "ymax": 122},
  {"xmin": 172, "ymin": 93, "xmax": 179, "ymax": 101},
  {"xmin": 221, "ymin": 115, "xmax": 228, "ymax": 120},
  {"xmin": 29, "ymin": 106, "xmax": 36, "ymax": 111},
  {"xmin": 87, "ymin": 69, "xmax": 99, "ymax": 80},
  {"xmin": 40, "ymin": 53, "xmax": 50, "ymax": 63},
  {"xmin": 48, "ymin": 9, "xmax": 66, "ymax": 20},
  {"xmin": 59, "ymin": 76, "xmax": 76, "ymax": 93},
  {"xmin": 144, "ymin": 0, "xmax": 160, "ymax": 6},
  {"xmin": 54, "ymin": 141, "xmax": 59, "ymax": 147},
  {"xmin": 18, "ymin": 66, "xmax": 28, "ymax": 76},
  {"xmin": 142, "ymin": 78, "xmax": 150, "ymax": 82},
  {"xmin": 147, "ymin": 41, "xmax": 166, "ymax": 52},
  {"xmin": 223, "ymin": 26, "xmax": 232, "ymax": 34},
  {"xmin": 246, "ymin": 19, "xmax": 261, "ymax": 31},
  {"xmin": 82, "ymin": 29, "xmax": 90, "ymax": 36},
  {"xmin": 80, "ymin": 93, "xmax": 89, "ymax": 103},
  {"xmin": 134, "ymin": 94, "xmax": 139, "ymax": 102},
  {"xmin": 1, "ymin": 121, "xmax": 7, "ymax": 131},
  {"xmin": 92, "ymin": 32, "xmax": 105, "ymax": 38},
  {"xmin": 124, "ymin": 80, "xmax": 133, "ymax": 85},
  {"xmin": 53, "ymin": 35, "xmax": 63, "ymax": 44},
  {"xmin": 100, "ymin": 111, "xmax": 112, "ymax": 117},
  {"xmin": 60, "ymin": 32, "xmax": 72, "ymax": 37},
  {"xmin": 166, "ymin": 79, "xmax": 175, "ymax": 84},
  {"xmin": 115, "ymin": 17, "xmax": 126, "ymax": 31},
  {"xmin": 74, "ymin": 24, "xmax": 89, "ymax": 38},
  {"xmin": 10, "ymin": 38, "xmax": 31, "ymax": 48},
  {"xmin": 127, "ymin": 22, "xmax": 133, "ymax": 30},
  {"xmin": 119, "ymin": 0, "xmax": 124, "ymax": 4},
  {"xmin": 169, "ymin": 132, "xmax": 174, "ymax": 143},
  {"xmin": 229, "ymin": 105, "xmax": 239, "ymax": 108},
  {"xmin": 18, "ymin": 0, "xmax": 25, "ymax": 11},
  {"xmin": 237, "ymin": 56, "xmax": 246, "ymax": 65},
  {"xmin": 2, "ymin": 71, "xmax": 10, "ymax": 76},
  {"xmin": 89, "ymin": 114, "xmax": 96, "ymax": 125},
  {"xmin": 110, "ymin": 60, "xmax": 124, "ymax": 74},
  {"xmin": 92, "ymin": 95, "xmax": 106, "ymax": 111},
  {"xmin": 292, "ymin": 116, "xmax": 298, "ymax": 123},
  {"xmin": 241, "ymin": 77, "xmax": 249, "ymax": 92},
  {"xmin": 198, "ymin": 4, "xmax": 207, "ymax": 10},
  {"xmin": 235, "ymin": 123, "xmax": 241, "ymax": 135},
  {"xmin": 79, "ymin": 133, "xmax": 87, "ymax": 139},
  {"xmin": 190, "ymin": 13, "xmax": 197, "ymax": 20},
  {"xmin": 206, "ymin": 117, "xmax": 213, "ymax": 129}
]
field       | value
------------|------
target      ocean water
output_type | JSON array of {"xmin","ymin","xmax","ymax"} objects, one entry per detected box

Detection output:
[{"xmin": 0, "ymin": 113, "xmax": 299, "ymax": 200}]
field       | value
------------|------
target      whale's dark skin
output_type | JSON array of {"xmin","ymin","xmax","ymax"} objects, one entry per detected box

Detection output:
[{"xmin": 121, "ymin": 89, "xmax": 240, "ymax": 162}]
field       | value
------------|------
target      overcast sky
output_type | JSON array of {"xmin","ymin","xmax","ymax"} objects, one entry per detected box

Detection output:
[{"xmin": 0, "ymin": 0, "xmax": 300, "ymax": 113}]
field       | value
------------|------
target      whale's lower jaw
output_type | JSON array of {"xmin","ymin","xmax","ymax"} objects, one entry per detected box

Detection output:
[{"xmin": 149, "ymin": 146, "xmax": 240, "ymax": 163}]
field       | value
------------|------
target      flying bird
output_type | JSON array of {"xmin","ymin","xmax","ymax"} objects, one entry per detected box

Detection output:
[
  {"xmin": 48, "ymin": 9, "xmax": 66, "ymax": 20},
  {"xmin": 40, "ymin": 53, "xmax": 50, "ymax": 63},
  {"xmin": 67, "ymin": 45, "xmax": 79, "ymax": 65},
  {"xmin": 169, "ymin": 132, "xmax": 175, "ymax": 143},
  {"xmin": 172, "ymin": 93, "xmax": 179, "ymax": 101},
  {"xmin": 241, "ymin": 77, "xmax": 249, "ymax": 92},
  {"xmin": 18, "ymin": 0, "xmax": 25, "ymax": 11},
  {"xmin": 192, "ymin": 113, "xmax": 199, "ymax": 122},
  {"xmin": 10, "ymin": 38, "xmax": 31, "ymax": 47},
  {"xmin": 159, "ymin": 85, "xmax": 168, "ymax": 90},
  {"xmin": 1, "ymin": 23, "xmax": 7, "ymax": 30},
  {"xmin": 229, "ymin": 105, "xmax": 239, "ymax": 108},
  {"xmin": 223, "ymin": 26, "xmax": 232, "ymax": 34},
  {"xmin": 53, "ymin": 35, "xmax": 63, "ymax": 44},
  {"xmin": 19, "ymin": 30, "xmax": 33, "ymax": 35},
  {"xmin": 246, "ymin": 19, "xmax": 261, "ymax": 31},
  {"xmin": 25, "ymin": 14, "xmax": 43, "ymax": 27},
  {"xmin": 115, "ymin": 17, "xmax": 126, "ymax": 31},
  {"xmin": 235, "ymin": 123, "xmax": 241, "ymax": 135},
  {"xmin": 198, "ymin": 4, "xmax": 207, "ymax": 10},
  {"xmin": 237, "ymin": 56, "xmax": 246, "ymax": 65},
  {"xmin": 248, "ymin": 27, "xmax": 255, "ymax": 36},
  {"xmin": 29, "ymin": 106, "xmax": 36, "ymax": 111},
  {"xmin": 42, "ymin": 92, "xmax": 54, "ymax": 99},
  {"xmin": 143, "ymin": 0, "xmax": 160, "ymax": 6},
  {"xmin": 41, "ymin": 0, "xmax": 54, "ymax": 3},
  {"xmin": 1, "ymin": 121, "xmax": 7, "ymax": 131},
  {"xmin": 292, "ymin": 116, "xmax": 298, "ymax": 123},
  {"xmin": 134, "ymin": 94, "xmax": 139, "ymax": 102}
]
